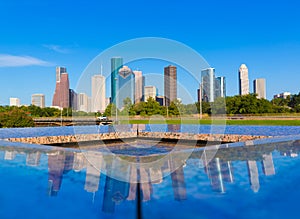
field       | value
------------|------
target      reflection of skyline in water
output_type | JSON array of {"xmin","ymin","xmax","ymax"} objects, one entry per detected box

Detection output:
[{"xmin": 0, "ymin": 139, "xmax": 300, "ymax": 216}]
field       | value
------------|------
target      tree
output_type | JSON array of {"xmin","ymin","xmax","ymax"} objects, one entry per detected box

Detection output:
[
  {"xmin": 211, "ymin": 97, "xmax": 226, "ymax": 115},
  {"xmin": 0, "ymin": 108, "xmax": 34, "ymax": 128},
  {"xmin": 121, "ymin": 97, "xmax": 136, "ymax": 116},
  {"xmin": 104, "ymin": 104, "xmax": 119, "ymax": 117}
]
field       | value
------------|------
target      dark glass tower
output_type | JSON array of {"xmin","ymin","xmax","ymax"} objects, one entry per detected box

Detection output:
[{"xmin": 111, "ymin": 57, "xmax": 123, "ymax": 105}]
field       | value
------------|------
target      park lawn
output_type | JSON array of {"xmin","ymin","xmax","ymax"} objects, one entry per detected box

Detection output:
[{"xmin": 125, "ymin": 118, "xmax": 300, "ymax": 126}]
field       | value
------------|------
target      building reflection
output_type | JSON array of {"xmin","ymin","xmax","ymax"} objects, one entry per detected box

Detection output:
[
  {"xmin": 167, "ymin": 124, "xmax": 181, "ymax": 133},
  {"xmin": 169, "ymin": 155, "xmax": 186, "ymax": 201},
  {"xmin": 26, "ymin": 152, "xmax": 41, "ymax": 167},
  {"xmin": 4, "ymin": 150, "xmax": 16, "ymax": 160},
  {"xmin": 84, "ymin": 151, "xmax": 103, "ymax": 201},
  {"xmin": 2, "ymin": 137, "xmax": 298, "ymax": 215},
  {"xmin": 262, "ymin": 153, "xmax": 275, "ymax": 176},
  {"xmin": 48, "ymin": 151, "xmax": 66, "ymax": 196},
  {"xmin": 102, "ymin": 158, "xmax": 130, "ymax": 213},
  {"xmin": 245, "ymin": 141, "xmax": 260, "ymax": 193}
]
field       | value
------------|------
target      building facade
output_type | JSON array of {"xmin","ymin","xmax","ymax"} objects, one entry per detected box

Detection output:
[
  {"xmin": 56, "ymin": 66, "xmax": 66, "ymax": 83},
  {"xmin": 52, "ymin": 67, "xmax": 70, "ymax": 108},
  {"xmin": 111, "ymin": 57, "xmax": 123, "ymax": 105},
  {"xmin": 10, "ymin": 97, "xmax": 20, "ymax": 106},
  {"xmin": 215, "ymin": 76, "xmax": 226, "ymax": 98},
  {"xmin": 91, "ymin": 75, "xmax": 106, "ymax": 113},
  {"xmin": 133, "ymin": 70, "xmax": 144, "ymax": 104},
  {"xmin": 273, "ymin": 92, "xmax": 291, "ymax": 99},
  {"xmin": 118, "ymin": 66, "xmax": 135, "ymax": 108},
  {"xmin": 69, "ymin": 89, "xmax": 78, "ymax": 110},
  {"xmin": 78, "ymin": 93, "xmax": 89, "ymax": 112},
  {"xmin": 164, "ymin": 65, "xmax": 177, "ymax": 106},
  {"xmin": 144, "ymin": 86, "xmax": 157, "ymax": 102},
  {"xmin": 239, "ymin": 64, "xmax": 249, "ymax": 95},
  {"xmin": 201, "ymin": 68, "xmax": 215, "ymax": 102},
  {"xmin": 253, "ymin": 78, "xmax": 266, "ymax": 99},
  {"xmin": 31, "ymin": 94, "xmax": 45, "ymax": 108}
]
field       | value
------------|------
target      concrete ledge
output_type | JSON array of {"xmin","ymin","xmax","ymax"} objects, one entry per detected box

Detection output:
[{"xmin": 5, "ymin": 132, "xmax": 270, "ymax": 145}]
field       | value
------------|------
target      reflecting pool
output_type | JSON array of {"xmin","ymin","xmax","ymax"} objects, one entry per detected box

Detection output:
[{"xmin": 1, "ymin": 136, "xmax": 300, "ymax": 219}]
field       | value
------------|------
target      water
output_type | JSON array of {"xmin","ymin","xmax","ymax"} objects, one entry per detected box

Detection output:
[
  {"xmin": 1, "ymin": 124, "xmax": 300, "ymax": 139},
  {"xmin": 1, "ymin": 136, "xmax": 300, "ymax": 218}
]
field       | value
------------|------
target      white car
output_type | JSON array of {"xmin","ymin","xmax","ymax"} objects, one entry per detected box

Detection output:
[{"xmin": 97, "ymin": 116, "xmax": 108, "ymax": 121}]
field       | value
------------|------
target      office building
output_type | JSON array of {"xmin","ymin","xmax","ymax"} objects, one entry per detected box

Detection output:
[
  {"xmin": 118, "ymin": 65, "xmax": 135, "ymax": 108},
  {"xmin": 156, "ymin": 96, "xmax": 164, "ymax": 106},
  {"xmin": 239, "ymin": 64, "xmax": 249, "ymax": 95},
  {"xmin": 164, "ymin": 65, "xmax": 177, "ymax": 106},
  {"xmin": 91, "ymin": 74, "xmax": 106, "ymax": 112},
  {"xmin": 111, "ymin": 57, "xmax": 123, "ymax": 105},
  {"xmin": 273, "ymin": 92, "xmax": 291, "ymax": 99},
  {"xmin": 69, "ymin": 89, "xmax": 78, "ymax": 110},
  {"xmin": 78, "ymin": 93, "xmax": 89, "ymax": 112},
  {"xmin": 52, "ymin": 67, "xmax": 70, "ymax": 108},
  {"xmin": 215, "ymin": 76, "xmax": 226, "ymax": 98},
  {"xmin": 253, "ymin": 78, "xmax": 266, "ymax": 99},
  {"xmin": 144, "ymin": 86, "xmax": 157, "ymax": 102},
  {"xmin": 201, "ymin": 68, "xmax": 215, "ymax": 102},
  {"xmin": 133, "ymin": 70, "xmax": 144, "ymax": 103},
  {"xmin": 10, "ymin": 97, "xmax": 20, "ymax": 106},
  {"xmin": 31, "ymin": 94, "xmax": 45, "ymax": 108}
]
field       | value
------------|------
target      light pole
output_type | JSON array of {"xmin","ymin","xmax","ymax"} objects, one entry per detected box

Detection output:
[
  {"xmin": 199, "ymin": 83, "xmax": 202, "ymax": 119},
  {"xmin": 114, "ymin": 77, "xmax": 118, "ymax": 124}
]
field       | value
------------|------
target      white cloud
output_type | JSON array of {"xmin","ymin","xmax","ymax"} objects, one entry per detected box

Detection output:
[
  {"xmin": 43, "ymin": 44, "xmax": 70, "ymax": 54},
  {"xmin": 0, "ymin": 54, "xmax": 53, "ymax": 67}
]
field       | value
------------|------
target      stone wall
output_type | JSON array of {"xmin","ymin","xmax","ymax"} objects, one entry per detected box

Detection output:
[{"xmin": 6, "ymin": 132, "xmax": 269, "ymax": 145}]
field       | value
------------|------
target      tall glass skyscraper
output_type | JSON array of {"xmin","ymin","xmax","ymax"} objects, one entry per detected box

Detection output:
[
  {"xmin": 111, "ymin": 57, "xmax": 123, "ymax": 105},
  {"xmin": 201, "ymin": 68, "xmax": 215, "ymax": 102},
  {"xmin": 118, "ymin": 66, "xmax": 135, "ymax": 108},
  {"xmin": 215, "ymin": 76, "xmax": 226, "ymax": 98}
]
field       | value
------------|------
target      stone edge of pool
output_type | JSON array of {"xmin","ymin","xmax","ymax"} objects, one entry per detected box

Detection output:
[{"xmin": 4, "ymin": 132, "xmax": 271, "ymax": 145}]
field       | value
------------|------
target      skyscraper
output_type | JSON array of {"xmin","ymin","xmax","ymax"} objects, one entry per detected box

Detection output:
[
  {"xmin": 56, "ymin": 66, "xmax": 66, "ymax": 83},
  {"xmin": 31, "ymin": 94, "xmax": 45, "ymax": 108},
  {"xmin": 133, "ymin": 70, "xmax": 143, "ymax": 103},
  {"xmin": 111, "ymin": 57, "xmax": 123, "ymax": 105},
  {"xmin": 69, "ymin": 89, "xmax": 78, "ymax": 110},
  {"xmin": 78, "ymin": 93, "xmax": 89, "ymax": 112},
  {"xmin": 239, "ymin": 64, "xmax": 249, "ymax": 95},
  {"xmin": 118, "ymin": 65, "xmax": 135, "ymax": 108},
  {"xmin": 52, "ymin": 67, "xmax": 70, "ymax": 108},
  {"xmin": 201, "ymin": 68, "xmax": 215, "ymax": 102},
  {"xmin": 144, "ymin": 86, "xmax": 157, "ymax": 102},
  {"xmin": 253, "ymin": 78, "xmax": 266, "ymax": 99},
  {"xmin": 91, "ymin": 75, "xmax": 106, "ymax": 112},
  {"xmin": 164, "ymin": 65, "xmax": 177, "ymax": 106},
  {"xmin": 215, "ymin": 76, "xmax": 226, "ymax": 98}
]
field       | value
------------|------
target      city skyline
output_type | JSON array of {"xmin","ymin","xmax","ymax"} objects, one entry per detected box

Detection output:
[{"xmin": 1, "ymin": 1, "xmax": 300, "ymax": 105}]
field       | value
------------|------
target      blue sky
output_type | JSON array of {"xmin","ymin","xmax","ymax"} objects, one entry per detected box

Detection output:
[{"xmin": 0, "ymin": 0, "xmax": 300, "ymax": 106}]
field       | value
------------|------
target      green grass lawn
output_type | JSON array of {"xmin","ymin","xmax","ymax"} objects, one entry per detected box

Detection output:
[{"xmin": 124, "ymin": 118, "xmax": 300, "ymax": 126}]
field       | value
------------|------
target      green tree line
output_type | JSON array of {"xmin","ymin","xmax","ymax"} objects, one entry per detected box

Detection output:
[{"xmin": 1, "ymin": 93, "xmax": 300, "ymax": 127}]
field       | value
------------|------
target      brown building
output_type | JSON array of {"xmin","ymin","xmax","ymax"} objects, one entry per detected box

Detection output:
[
  {"xmin": 164, "ymin": 65, "xmax": 177, "ymax": 106},
  {"xmin": 52, "ymin": 67, "xmax": 70, "ymax": 108}
]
